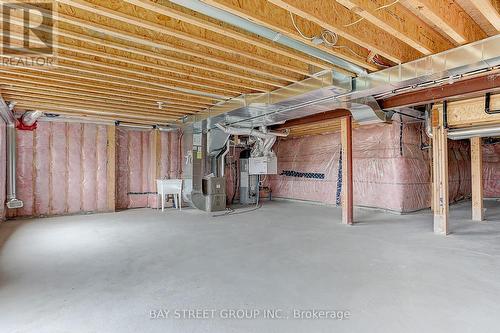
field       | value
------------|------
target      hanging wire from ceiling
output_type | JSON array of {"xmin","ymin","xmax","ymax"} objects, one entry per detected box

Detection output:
[
  {"xmin": 343, "ymin": 0, "xmax": 400, "ymax": 27},
  {"xmin": 289, "ymin": 1, "xmax": 401, "ymax": 68}
]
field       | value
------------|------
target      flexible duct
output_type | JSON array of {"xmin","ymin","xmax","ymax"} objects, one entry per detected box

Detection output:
[
  {"xmin": 20, "ymin": 110, "xmax": 43, "ymax": 127},
  {"xmin": 0, "ymin": 96, "xmax": 24, "ymax": 209},
  {"xmin": 215, "ymin": 123, "xmax": 288, "ymax": 157}
]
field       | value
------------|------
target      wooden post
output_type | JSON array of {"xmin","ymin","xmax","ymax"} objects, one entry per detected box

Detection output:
[
  {"xmin": 341, "ymin": 115, "xmax": 353, "ymax": 225},
  {"xmin": 470, "ymin": 136, "xmax": 484, "ymax": 221},
  {"xmin": 106, "ymin": 125, "xmax": 116, "ymax": 212},
  {"xmin": 150, "ymin": 130, "xmax": 161, "ymax": 207},
  {"xmin": 432, "ymin": 105, "xmax": 449, "ymax": 235}
]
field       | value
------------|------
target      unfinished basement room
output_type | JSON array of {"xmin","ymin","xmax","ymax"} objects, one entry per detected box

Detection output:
[{"xmin": 0, "ymin": 0, "xmax": 499, "ymax": 332}]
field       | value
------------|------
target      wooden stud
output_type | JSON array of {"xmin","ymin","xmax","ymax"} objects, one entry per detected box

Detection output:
[
  {"xmin": 341, "ymin": 115, "xmax": 353, "ymax": 225},
  {"xmin": 432, "ymin": 105, "xmax": 449, "ymax": 235},
  {"xmin": 471, "ymin": 136, "xmax": 484, "ymax": 221}
]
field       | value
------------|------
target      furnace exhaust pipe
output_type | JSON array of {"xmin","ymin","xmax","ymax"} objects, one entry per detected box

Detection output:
[{"xmin": 0, "ymin": 96, "xmax": 24, "ymax": 209}]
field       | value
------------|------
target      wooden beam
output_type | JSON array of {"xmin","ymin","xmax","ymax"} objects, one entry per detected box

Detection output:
[
  {"xmin": 341, "ymin": 115, "xmax": 353, "ymax": 225},
  {"xmin": 273, "ymin": 109, "xmax": 351, "ymax": 130},
  {"xmin": 199, "ymin": 0, "xmax": 377, "ymax": 71},
  {"xmin": 268, "ymin": 0, "xmax": 422, "ymax": 63},
  {"xmin": 469, "ymin": 0, "xmax": 500, "ymax": 31},
  {"xmin": 471, "ymin": 136, "xmax": 484, "ymax": 221},
  {"xmin": 432, "ymin": 105, "xmax": 449, "ymax": 235},
  {"xmin": 123, "ymin": 0, "xmax": 332, "ymax": 71},
  {"xmin": 379, "ymin": 71, "xmax": 500, "ymax": 109},
  {"xmin": 335, "ymin": 0, "xmax": 454, "ymax": 54},
  {"xmin": 401, "ymin": 0, "xmax": 486, "ymax": 44},
  {"xmin": 447, "ymin": 94, "xmax": 500, "ymax": 128},
  {"xmin": 107, "ymin": 125, "xmax": 116, "ymax": 212}
]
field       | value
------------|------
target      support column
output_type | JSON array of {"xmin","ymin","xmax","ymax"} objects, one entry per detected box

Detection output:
[
  {"xmin": 471, "ymin": 136, "xmax": 484, "ymax": 221},
  {"xmin": 150, "ymin": 130, "xmax": 161, "ymax": 207},
  {"xmin": 341, "ymin": 116, "xmax": 353, "ymax": 225},
  {"xmin": 432, "ymin": 106, "xmax": 449, "ymax": 235},
  {"xmin": 106, "ymin": 125, "xmax": 116, "ymax": 212}
]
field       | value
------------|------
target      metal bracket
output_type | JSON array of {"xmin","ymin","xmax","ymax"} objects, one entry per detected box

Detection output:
[{"xmin": 485, "ymin": 92, "xmax": 500, "ymax": 114}]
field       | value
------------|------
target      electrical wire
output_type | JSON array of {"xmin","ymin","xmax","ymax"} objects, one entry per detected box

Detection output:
[
  {"xmin": 289, "ymin": 11, "xmax": 315, "ymax": 40},
  {"xmin": 343, "ymin": 0, "xmax": 400, "ymax": 27}
]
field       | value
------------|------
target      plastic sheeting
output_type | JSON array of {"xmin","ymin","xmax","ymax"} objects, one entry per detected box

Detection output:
[
  {"xmin": 116, "ymin": 128, "xmax": 181, "ymax": 210},
  {"xmin": 9, "ymin": 121, "xmax": 110, "ymax": 218},
  {"xmin": 266, "ymin": 122, "xmax": 499, "ymax": 213},
  {"xmin": 484, "ymin": 143, "xmax": 500, "ymax": 197}
]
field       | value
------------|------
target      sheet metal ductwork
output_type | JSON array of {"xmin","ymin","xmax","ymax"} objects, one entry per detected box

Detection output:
[{"xmin": 0, "ymin": 96, "xmax": 24, "ymax": 209}]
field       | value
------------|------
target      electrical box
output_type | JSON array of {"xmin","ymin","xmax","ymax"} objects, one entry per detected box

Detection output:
[{"xmin": 249, "ymin": 156, "xmax": 277, "ymax": 175}]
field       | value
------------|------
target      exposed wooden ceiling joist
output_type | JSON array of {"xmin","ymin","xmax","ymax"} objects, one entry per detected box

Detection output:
[
  {"xmin": 469, "ymin": 0, "xmax": 500, "ymax": 31},
  {"xmin": 56, "ymin": 0, "xmax": 314, "ymax": 78},
  {"xmin": 122, "ymin": 0, "xmax": 333, "ymax": 71},
  {"xmin": 199, "ymin": 0, "xmax": 378, "ymax": 71},
  {"xmin": 401, "ymin": 0, "xmax": 487, "ymax": 44},
  {"xmin": 334, "ymin": 0, "xmax": 454, "ymax": 54},
  {"xmin": 268, "ymin": 0, "xmax": 423, "ymax": 63}
]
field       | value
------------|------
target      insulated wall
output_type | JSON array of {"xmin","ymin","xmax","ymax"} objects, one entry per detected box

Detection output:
[
  {"xmin": 7, "ymin": 121, "xmax": 112, "ymax": 218},
  {"xmin": 0, "ymin": 119, "xmax": 5, "ymax": 221},
  {"xmin": 267, "ymin": 122, "xmax": 499, "ymax": 213},
  {"xmin": 116, "ymin": 129, "xmax": 181, "ymax": 210}
]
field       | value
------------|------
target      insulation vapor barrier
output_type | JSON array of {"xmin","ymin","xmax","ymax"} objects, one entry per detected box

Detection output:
[
  {"xmin": 116, "ymin": 128, "xmax": 182, "ymax": 210},
  {"xmin": 9, "ymin": 121, "xmax": 110, "ymax": 218},
  {"xmin": 266, "ymin": 122, "xmax": 499, "ymax": 213}
]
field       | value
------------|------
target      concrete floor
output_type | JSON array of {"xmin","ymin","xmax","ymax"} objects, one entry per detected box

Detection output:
[{"xmin": 0, "ymin": 200, "xmax": 499, "ymax": 333}]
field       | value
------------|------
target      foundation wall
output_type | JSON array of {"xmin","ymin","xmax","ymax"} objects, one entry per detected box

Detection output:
[
  {"xmin": 0, "ymin": 119, "xmax": 5, "ymax": 221},
  {"xmin": 116, "ymin": 128, "xmax": 181, "ymax": 210},
  {"xmin": 267, "ymin": 122, "xmax": 499, "ymax": 213},
  {"xmin": 7, "ymin": 121, "xmax": 111, "ymax": 218}
]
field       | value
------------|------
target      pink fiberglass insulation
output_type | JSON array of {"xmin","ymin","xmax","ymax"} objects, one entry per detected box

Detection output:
[
  {"xmin": 50, "ymin": 122, "xmax": 68, "ymax": 215},
  {"xmin": 127, "ymin": 130, "xmax": 148, "ymax": 208},
  {"xmin": 33, "ymin": 121, "xmax": 50, "ymax": 216},
  {"xmin": 0, "ymin": 119, "xmax": 6, "ymax": 221},
  {"xmin": 96, "ymin": 125, "xmax": 108, "ymax": 211},
  {"xmin": 170, "ymin": 131, "xmax": 180, "ymax": 179},
  {"xmin": 116, "ymin": 128, "xmax": 182, "ymax": 210},
  {"xmin": 15, "ymin": 129, "xmax": 34, "ymax": 217},
  {"xmin": 484, "ymin": 143, "xmax": 500, "ymax": 197},
  {"xmin": 266, "ymin": 121, "xmax": 497, "ymax": 213},
  {"xmin": 67, "ymin": 123, "xmax": 82, "ymax": 214},
  {"xmin": 81, "ymin": 123, "xmax": 98, "ymax": 212},
  {"xmin": 116, "ymin": 128, "xmax": 129, "ymax": 209},
  {"xmin": 9, "ymin": 121, "xmax": 111, "ymax": 218},
  {"xmin": 159, "ymin": 132, "xmax": 170, "ymax": 178}
]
